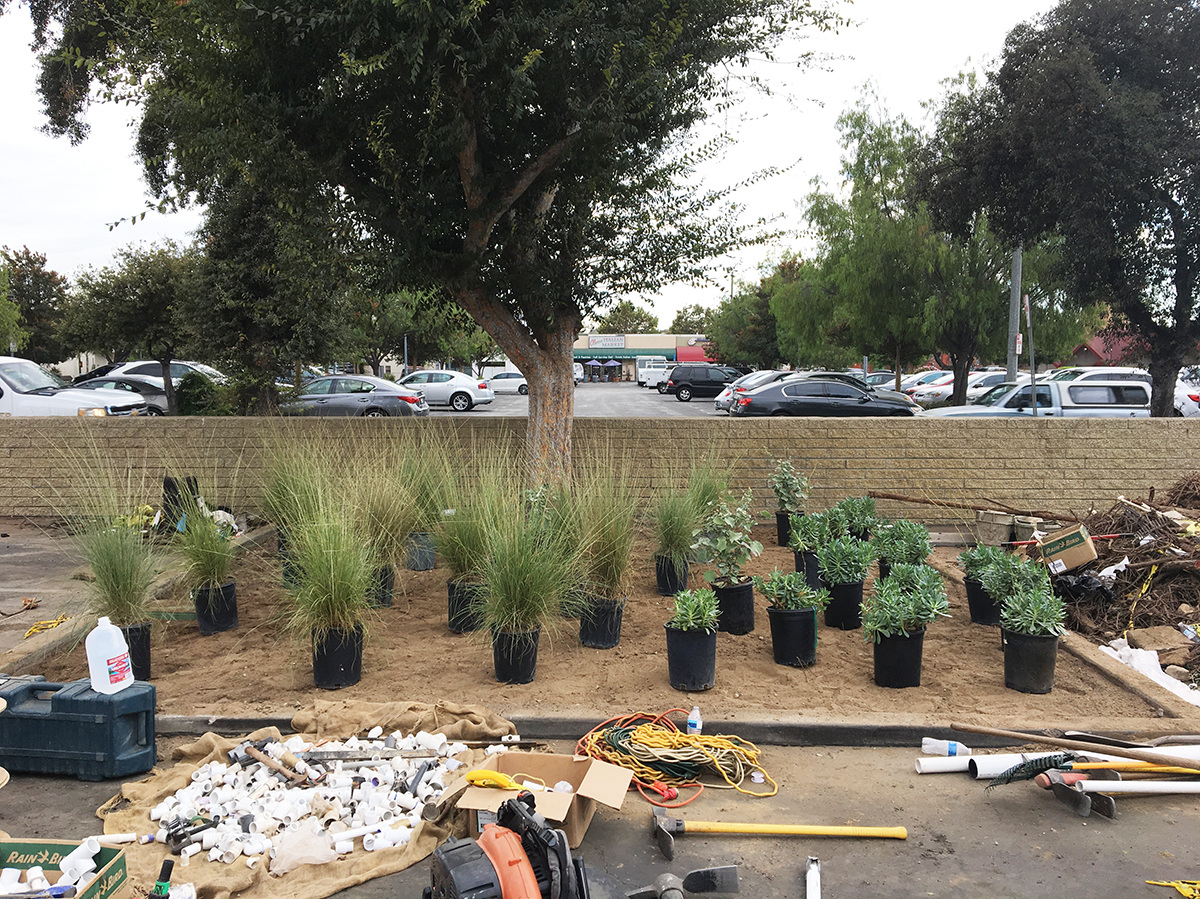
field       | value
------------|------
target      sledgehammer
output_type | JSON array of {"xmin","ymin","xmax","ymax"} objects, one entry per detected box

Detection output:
[{"xmin": 651, "ymin": 808, "xmax": 907, "ymax": 860}]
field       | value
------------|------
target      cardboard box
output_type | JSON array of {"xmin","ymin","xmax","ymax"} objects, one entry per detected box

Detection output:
[
  {"xmin": 457, "ymin": 752, "xmax": 632, "ymax": 848},
  {"xmin": 0, "ymin": 840, "xmax": 128, "ymax": 899},
  {"xmin": 1037, "ymin": 523, "xmax": 1097, "ymax": 574}
]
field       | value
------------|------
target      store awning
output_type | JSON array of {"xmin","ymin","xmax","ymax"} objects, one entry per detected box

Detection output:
[
  {"xmin": 675, "ymin": 344, "xmax": 713, "ymax": 362},
  {"xmin": 573, "ymin": 348, "xmax": 675, "ymax": 360}
]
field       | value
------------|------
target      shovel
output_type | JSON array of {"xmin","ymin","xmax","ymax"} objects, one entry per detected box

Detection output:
[
  {"xmin": 1043, "ymin": 770, "xmax": 1117, "ymax": 819},
  {"xmin": 627, "ymin": 866, "xmax": 739, "ymax": 899}
]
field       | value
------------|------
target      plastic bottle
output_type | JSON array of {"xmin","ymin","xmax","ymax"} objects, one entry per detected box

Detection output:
[
  {"xmin": 686, "ymin": 706, "xmax": 702, "ymax": 736},
  {"xmin": 86, "ymin": 617, "xmax": 135, "ymax": 694},
  {"xmin": 921, "ymin": 737, "xmax": 971, "ymax": 757}
]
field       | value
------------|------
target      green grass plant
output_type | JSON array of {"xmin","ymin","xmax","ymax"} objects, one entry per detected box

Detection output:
[
  {"xmin": 579, "ymin": 460, "xmax": 638, "ymax": 600},
  {"xmin": 177, "ymin": 503, "xmax": 239, "ymax": 590},
  {"xmin": 286, "ymin": 512, "xmax": 376, "ymax": 642},
  {"xmin": 77, "ymin": 524, "xmax": 159, "ymax": 627},
  {"xmin": 653, "ymin": 490, "xmax": 696, "ymax": 569}
]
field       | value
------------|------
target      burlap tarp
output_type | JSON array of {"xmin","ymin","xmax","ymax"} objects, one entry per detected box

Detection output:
[{"xmin": 98, "ymin": 700, "xmax": 516, "ymax": 899}]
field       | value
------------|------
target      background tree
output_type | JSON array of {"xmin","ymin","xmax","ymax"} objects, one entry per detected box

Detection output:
[
  {"xmin": 1, "ymin": 247, "xmax": 68, "ymax": 365},
  {"xmin": 914, "ymin": 0, "xmax": 1200, "ymax": 414},
  {"xmin": 768, "ymin": 257, "xmax": 861, "ymax": 370},
  {"xmin": 669, "ymin": 304, "xmax": 715, "ymax": 335},
  {"xmin": 706, "ymin": 282, "xmax": 780, "ymax": 369},
  {"xmin": 591, "ymin": 300, "xmax": 659, "ymax": 334},
  {"xmin": 61, "ymin": 261, "xmax": 144, "ymax": 364},
  {"xmin": 0, "ymin": 266, "xmax": 29, "ymax": 354},
  {"xmin": 30, "ymin": 0, "xmax": 840, "ymax": 483}
]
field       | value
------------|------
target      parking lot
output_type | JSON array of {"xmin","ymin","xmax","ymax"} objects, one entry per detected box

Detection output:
[{"xmin": 436, "ymin": 380, "xmax": 725, "ymax": 418}]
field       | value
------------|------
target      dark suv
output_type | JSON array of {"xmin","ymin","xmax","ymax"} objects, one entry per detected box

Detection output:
[{"xmin": 665, "ymin": 364, "xmax": 741, "ymax": 402}]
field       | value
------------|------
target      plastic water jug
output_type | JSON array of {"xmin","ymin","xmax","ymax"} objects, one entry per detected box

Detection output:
[{"xmin": 86, "ymin": 617, "xmax": 135, "ymax": 694}]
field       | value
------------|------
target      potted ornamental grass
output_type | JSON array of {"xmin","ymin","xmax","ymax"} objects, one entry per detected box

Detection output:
[
  {"xmin": 1000, "ymin": 584, "xmax": 1067, "ymax": 694},
  {"xmin": 693, "ymin": 489, "xmax": 763, "ymax": 635},
  {"xmin": 684, "ymin": 462, "xmax": 727, "ymax": 563},
  {"xmin": 768, "ymin": 459, "xmax": 809, "ymax": 547},
  {"xmin": 873, "ymin": 519, "xmax": 932, "ymax": 580},
  {"xmin": 957, "ymin": 544, "xmax": 1011, "ymax": 624},
  {"xmin": 578, "ymin": 465, "xmax": 639, "ymax": 649},
  {"xmin": 286, "ymin": 511, "xmax": 376, "ymax": 689},
  {"xmin": 653, "ymin": 490, "xmax": 695, "ymax": 595},
  {"xmin": 788, "ymin": 511, "xmax": 831, "ymax": 590},
  {"xmin": 816, "ymin": 534, "xmax": 875, "ymax": 630},
  {"xmin": 664, "ymin": 587, "xmax": 719, "ymax": 691},
  {"xmin": 399, "ymin": 447, "xmax": 454, "ymax": 571},
  {"xmin": 861, "ymin": 563, "xmax": 950, "ymax": 688},
  {"xmin": 176, "ymin": 498, "xmax": 240, "ymax": 636},
  {"xmin": 753, "ymin": 569, "xmax": 830, "ymax": 668},
  {"xmin": 438, "ymin": 465, "xmax": 513, "ymax": 634},
  {"xmin": 479, "ymin": 501, "xmax": 584, "ymax": 684},
  {"xmin": 260, "ymin": 441, "xmax": 330, "ymax": 588},
  {"xmin": 351, "ymin": 467, "xmax": 417, "ymax": 609}
]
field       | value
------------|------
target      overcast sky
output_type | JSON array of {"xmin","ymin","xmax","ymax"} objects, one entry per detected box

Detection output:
[{"xmin": 0, "ymin": 0, "xmax": 1059, "ymax": 326}]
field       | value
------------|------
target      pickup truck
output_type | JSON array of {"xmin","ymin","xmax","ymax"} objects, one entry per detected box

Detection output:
[
  {"xmin": 917, "ymin": 380, "xmax": 1151, "ymax": 418},
  {"xmin": 0, "ymin": 356, "xmax": 147, "ymax": 417},
  {"xmin": 644, "ymin": 362, "xmax": 672, "ymax": 392}
]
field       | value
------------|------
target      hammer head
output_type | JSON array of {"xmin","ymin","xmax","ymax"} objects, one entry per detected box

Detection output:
[{"xmin": 652, "ymin": 808, "xmax": 685, "ymax": 860}]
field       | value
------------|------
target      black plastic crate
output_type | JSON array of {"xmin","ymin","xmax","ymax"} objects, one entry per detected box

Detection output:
[{"xmin": 0, "ymin": 677, "xmax": 155, "ymax": 781}]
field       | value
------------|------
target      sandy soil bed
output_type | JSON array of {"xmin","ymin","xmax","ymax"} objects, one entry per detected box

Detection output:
[{"xmin": 35, "ymin": 525, "xmax": 1176, "ymax": 730}]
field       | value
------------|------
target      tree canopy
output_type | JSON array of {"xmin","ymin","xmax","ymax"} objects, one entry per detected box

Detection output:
[
  {"xmin": 1, "ymin": 246, "xmax": 68, "ymax": 365},
  {"xmin": 27, "ymin": 0, "xmax": 840, "ymax": 481},
  {"xmin": 669, "ymin": 304, "xmax": 715, "ymax": 335},
  {"xmin": 592, "ymin": 300, "xmax": 659, "ymax": 335}
]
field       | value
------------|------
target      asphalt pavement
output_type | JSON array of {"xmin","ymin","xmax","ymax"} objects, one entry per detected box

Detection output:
[{"xmin": 442, "ymin": 380, "xmax": 726, "ymax": 418}]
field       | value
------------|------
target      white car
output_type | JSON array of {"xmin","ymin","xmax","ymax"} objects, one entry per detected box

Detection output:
[
  {"xmin": 487, "ymin": 371, "xmax": 528, "ymax": 395},
  {"xmin": 912, "ymin": 370, "xmax": 1007, "ymax": 407},
  {"xmin": 0, "ymin": 356, "xmax": 147, "ymax": 416},
  {"xmin": 399, "ymin": 370, "xmax": 494, "ymax": 411},
  {"xmin": 77, "ymin": 359, "xmax": 228, "ymax": 384},
  {"xmin": 1176, "ymin": 367, "xmax": 1200, "ymax": 417},
  {"xmin": 1041, "ymin": 365, "xmax": 1151, "ymax": 384}
]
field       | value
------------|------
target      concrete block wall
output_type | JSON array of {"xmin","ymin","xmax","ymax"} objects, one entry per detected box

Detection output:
[{"xmin": 1, "ymin": 417, "xmax": 1196, "ymax": 527}]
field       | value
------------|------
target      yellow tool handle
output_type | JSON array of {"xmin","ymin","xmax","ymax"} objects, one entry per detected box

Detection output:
[
  {"xmin": 465, "ymin": 769, "xmax": 524, "ymax": 790},
  {"xmin": 683, "ymin": 821, "xmax": 907, "ymax": 840},
  {"xmin": 1075, "ymin": 762, "xmax": 1199, "ymax": 775}
]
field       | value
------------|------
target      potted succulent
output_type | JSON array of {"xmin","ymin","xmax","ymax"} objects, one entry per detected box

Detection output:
[
  {"xmin": 177, "ymin": 499, "xmax": 240, "ymax": 636},
  {"xmin": 1000, "ymin": 584, "xmax": 1067, "ymax": 694},
  {"xmin": 664, "ymin": 587, "xmax": 719, "ymax": 691},
  {"xmin": 873, "ymin": 519, "xmax": 932, "ymax": 580},
  {"xmin": 957, "ymin": 544, "xmax": 1011, "ymax": 624},
  {"xmin": 788, "ymin": 511, "xmax": 831, "ymax": 590},
  {"xmin": 861, "ymin": 563, "xmax": 950, "ymax": 688},
  {"xmin": 693, "ymin": 489, "xmax": 763, "ymax": 635},
  {"xmin": 816, "ymin": 534, "xmax": 875, "ymax": 630},
  {"xmin": 767, "ymin": 459, "xmax": 809, "ymax": 547},
  {"xmin": 286, "ymin": 513, "xmax": 376, "ymax": 689},
  {"xmin": 753, "ymin": 570, "xmax": 830, "ymax": 668},
  {"xmin": 479, "ymin": 503, "xmax": 583, "ymax": 684},
  {"xmin": 76, "ymin": 520, "xmax": 159, "ymax": 681},
  {"xmin": 653, "ymin": 490, "xmax": 695, "ymax": 595},
  {"xmin": 579, "ymin": 467, "xmax": 639, "ymax": 649},
  {"xmin": 832, "ymin": 496, "xmax": 877, "ymax": 541}
]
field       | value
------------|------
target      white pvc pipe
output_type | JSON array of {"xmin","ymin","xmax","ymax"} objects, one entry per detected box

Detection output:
[
  {"xmin": 969, "ymin": 753, "xmax": 1063, "ymax": 780},
  {"xmin": 915, "ymin": 756, "xmax": 972, "ymax": 774},
  {"xmin": 331, "ymin": 823, "xmax": 381, "ymax": 843},
  {"xmin": 0, "ymin": 869, "xmax": 21, "ymax": 891},
  {"xmin": 333, "ymin": 840, "xmax": 353, "ymax": 855},
  {"xmin": 1078, "ymin": 780, "xmax": 1200, "ymax": 794}
]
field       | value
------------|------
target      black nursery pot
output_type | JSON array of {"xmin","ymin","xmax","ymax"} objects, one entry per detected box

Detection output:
[
  {"xmin": 120, "ymin": 623, "xmax": 152, "ymax": 681},
  {"xmin": 369, "ymin": 564, "xmax": 395, "ymax": 608},
  {"xmin": 493, "ymin": 628, "xmax": 541, "ymax": 684},
  {"xmin": 406, "ymin": 532, "xmax": 436, "ymax": 571},
  {"xmin": 195, "ymin": 581, "xmax": 238, "ymax": 636},
  {"xmin": 794, "ymin": 550, "xmax": 822, "ymax": 591},
  {"xmin": 580, "ymin": 598, "xmax": 625, "ymax": 649},
  {"xmin": 965, "ymin": 577, "xmax": 1002, "ymax": 625},
  {"xmin": 664, "ymin": 625, "xmax": 716, "ymax": 691},
  {"xmin": 766, "ymin": 606, "xmax": 817, "ymax": 668},
  {"xmin": 447, "ymin": 580, "xmax": 485, "ymax": 633},
  {"xmin": 1003, "ymin": 629, "xmax": 1059, "ymax": 694},
  {"xmin": 654, "ymin": 554, "xmax": 689, "ymax": 596},
  {"xmin": 873, "ymin": 629, "xmax": 926, "ymax": 689},
  {"xmin": 823, "ymin": 580, "xmax": 863, "ymax": 630},
  {"xmin": 775, "ymin": 511, "xmax": 795, "ymax": 547},
  {"xmin": 312, "ymin": 626, "xmax": 364, "ymax": 689},
  {"xmin": 715, "ymin": 580, "xmax": 755, "ymax": 635}
]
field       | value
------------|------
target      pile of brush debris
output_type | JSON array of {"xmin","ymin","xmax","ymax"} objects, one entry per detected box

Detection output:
[{"xmin": 1049, "ymin": 473, "xmax": 1200, "ymax": 679}]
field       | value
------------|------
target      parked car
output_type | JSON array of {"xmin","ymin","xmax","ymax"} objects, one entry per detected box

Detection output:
[
  {"xmin": 729, "ymin": 377, "xmax": 917, "ymax": 417},
  {"xmin": 964, "ymin": 371, "xmax": 1018, "ymax": 403},
  {"xmin": 573, "ymin": 363, "xmax": 585, "ymax": 384},
  {"xmin": 663, "ymin": 363, "xmax": 741, "ymax": 402},
  {"xmin": 1041, "ymin": 365, "xmax": 1152, "ymax": 384},
  {"xmin": 279, "ymin": 375, "xmax": 429, "ymax": 417},
  {"xmin": 635, "ymin": 355, "xmax": 669, "ymax": 386},
  {"xmin": 398, "ymin": 370, "xmax": 494, "ymax": 411},
  {"xmin": 0, "ymin": 356, "xmax": 147, "ymax": 417},
  {"xmin": 486, "ymin": 371, "xmax": 528, "ymax": 395},
  {"xmin": 862, "ymin": 370, "xmax": 897, "ymax": 387},
  {"xmin": 899, "ymin": 370, "xmax": 952, "ymax": 394},
  {"xmin": 76, "ymin": 359, "xmax": 228, "ymax": 385},
  {"xmin": 918, "ymin": 380, "xmax": 1151, "ymax": 418},
  {"xmin": 74, "ymin": 375, "xmax": 169, "ymax": 415},
  {"xmin": 714, "ymin": 370, "xmax": 797, "ymax": 412},
  {"xmin": 912, "ymin": 370, "xmax": 1007, "ymax": 407},
  {"xmin": 793, "ymin": 371, "xmax": 921, "ymax": 411},
  {"xmin": 1176, "ymin": 366, "xmax": 1200, "ymax": 417}
]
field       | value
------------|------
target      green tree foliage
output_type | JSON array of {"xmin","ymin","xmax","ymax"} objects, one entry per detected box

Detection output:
[
  {"xmin": 914, "ymin": 0, "xmax": 1200, "ymax": 414},
  {"xmin": 0, "ymin": 266, "xmax": 29, "ymax": 354},
  {"xmin": 592, "ymin": 300, "xmax": 659, "ymax": 335},
  {"xmin": 706, "ymin": 281, "xmax": 780, "ymax": 369},
  {"xmin": 1, "ymin": 247, "xmax": 67, "ymax": 365},
  {"xmin": 669, "ymin": 304, "xmax": 715, "ymax": 335},
  {"xmin": 27, "ymin": 0, "xmax": 840, "ymax": 482}
]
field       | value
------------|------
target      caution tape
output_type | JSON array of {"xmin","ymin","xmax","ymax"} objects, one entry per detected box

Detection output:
[
  {"xmin": 24, "ymin": 613, "xmax": 70, "ymax": 639},
  {"xmin": 1123, "ymin": 564, "xmax": 1158, "ymax": 637}
]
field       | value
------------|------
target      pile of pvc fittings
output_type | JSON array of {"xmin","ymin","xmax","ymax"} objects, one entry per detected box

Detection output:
[
  {"xmin": 0, "ymin": 837, "xmax": 104, "ymax": 894},
  {"xmin": 149, "ymin": 729, "xmax": 474, "ymax": 868}
]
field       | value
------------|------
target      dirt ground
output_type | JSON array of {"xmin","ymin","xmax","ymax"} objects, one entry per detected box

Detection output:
[{"xmin": 36, "ymin": 525, "xmax": 1171, "ymax": 728}]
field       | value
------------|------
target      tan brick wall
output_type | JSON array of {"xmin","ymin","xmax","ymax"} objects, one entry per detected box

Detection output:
[{"xmin": 2, "ymin": 417, "xmax": 1196, "ymax": 525}]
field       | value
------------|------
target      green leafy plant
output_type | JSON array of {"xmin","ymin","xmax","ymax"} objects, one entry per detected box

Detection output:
[
  {"xmin": 768, "ymin": 460, "xmax": 809, "ymax": 514},
  {"xmin": 957, "ymin": 544, "xmax": 1011, "ymax": 581},
  {"xmin": 832, "ymin": 496, "xmax": 877, "ymax": 538},
  {"xmin": 753, "ymin": 570, "xmax": 830, "ymax": 611},
  {"xmin": 980, "ymin": 553, "xmax": 1050, "ymax": 603},
  {"xmin": 653, "ymin": 490, "xmax": 697, "ymax": 568},
  {"xmin": 666, "ymin": 587, "xmax": 719, "ymax": 633},
  {"xmin": 788, "ymin": 511, "xmax": 831, "ymax": 553},
  {"xmin": 693, "ymin": 489, "xmax": 763, "ymax": 585},
  {"xmin": 816, "ymin": 534, "xmax": 875, "ymax": 586},
  {"xmin": 1000, "ymin": 585, "xmax": 1067, "ymax": 637},
  {"xmin": 77, "ymin": 523, "xmax": 159, "ymax": 627},
  {"xmin": 861, "ymin": 563, "xmax": 950, "ymax": 643},
  {"xmin": 873, "ymin": 519, "xmax": 932, "ymax": 565}
]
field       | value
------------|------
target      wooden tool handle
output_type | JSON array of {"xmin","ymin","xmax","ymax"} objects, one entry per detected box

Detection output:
[
  {"xmin": 951, "ymin": 723, "xmax": 1200, "ymax": 773},
  {"xmin": 684, "ymin": 821, "xmax": 907, "ymax": 840}
]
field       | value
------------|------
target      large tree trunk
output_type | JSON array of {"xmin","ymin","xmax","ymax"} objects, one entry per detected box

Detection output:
[
  {"xmin": 157, "ymin": 358, "xmax": 178, "ymax": 415},
  {"xmin": 1148, "ymin": 354, "xmax": 1183, "ymax": 418},
  {"xmin": 949, "ymin": 354, "xmax": 972, "ymax": 406}
]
